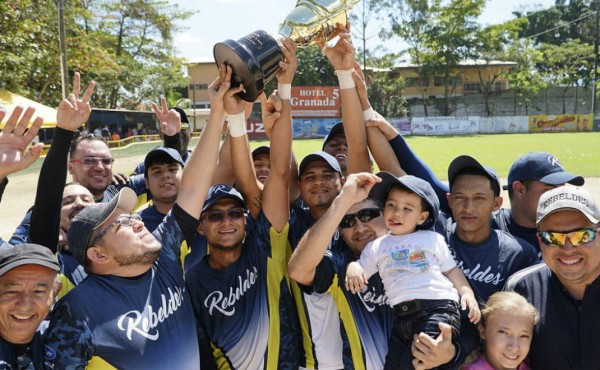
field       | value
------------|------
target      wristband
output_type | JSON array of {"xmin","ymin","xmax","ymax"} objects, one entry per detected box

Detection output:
[
  {"xmin": 226, "ymin": 112, "xmax": 246, "ymax": 137},
  {"xmin": 278, "ymin": 83, "xmax": 291, "ymax": 100},
  {"xmin": 363, "ymin": 107, "xmax": 375, "ymax": 121},
  {"xmin": 336, "ymin": 69, "xmax": 356, "ymax": 89}
]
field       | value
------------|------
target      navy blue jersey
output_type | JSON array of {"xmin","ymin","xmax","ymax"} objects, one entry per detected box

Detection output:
[
  {"xmin": 186, "ymin": 213, "xmax": 298, "ymax": 369},
  {"xmin": 312, "ymin": 247, "xmax": 393, "ymax": 370},
  {"xmin": 137, "ymin": 204, "xmax": 166, "ymax": 232},
  {"xmin": 444, "ymin": 224, "xmax": 538, "ymax": 303},
  {"xmin": 491, "ymin": 208, "xmax": 540, "ymax": 256},
  {"xmin": 42, "ymin": 210, "xmax": 200, "ymax": 369},
  {"xmin": 506, "ymin": 264, "xmax": 600, "ymax": 370},
  {"xmin": 55, "ymin": 251, "xmax": 87, "ymax": 300},
  {"xmin": 0, "ymin": 333, "xmax": 44, "ymax": 369}
]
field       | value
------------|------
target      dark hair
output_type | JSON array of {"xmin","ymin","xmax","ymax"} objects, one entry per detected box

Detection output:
[
  {"xmin": 451, "ymin": 167, "xmax": 500, "ymax": 196},
  {"xmin": 144, "ymin": 155, "xmax": 182, "ymax": 178},
  {"xmin": 507, "ymin": 179, "xmax": 533, "ymax": 199},
  {"xmin": 69, "ymin": 133, "xmax": 108, "ymax": 158}
]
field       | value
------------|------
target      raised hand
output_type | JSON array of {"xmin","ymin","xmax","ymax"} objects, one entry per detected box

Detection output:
[
  {"xmin": 351, "ymin": 61, "xmax": 371, "ymax": 110},
  {"xmin": 259, "ymin": 92, "xmax": 282, "ymax": 139},
  {"xmin": 319, "ymin": 22, "xmax": 355, "ymax": 71},
  {"xmin": 217, "ymin": 65, "xmax": 246, "ymax": 116},
  {"xmin": 0, "ymin": 106, "xmax": 44, "ymax": 178},
  {"xmin": 152, "ymin": 97, "xmax": 181, "ymax": 136},
  {"xmin": 56, "ymin": 72, "xmax": 96, "ymax": 132},
  {"xmin": 276, "ymin": 37, "xmax": 298, "ymax": 84},
  {"xmin": 208, "ymin": 64, "xmax": 243, "ymax": 117},
  {"xmin": 339, "ymin": 172, "xmax": 381, "ymax": 206}
]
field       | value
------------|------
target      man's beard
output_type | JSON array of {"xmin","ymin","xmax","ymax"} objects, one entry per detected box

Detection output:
[{"xmin": 113, "ymin": 247, "xmax": 161, "ymax": 267}]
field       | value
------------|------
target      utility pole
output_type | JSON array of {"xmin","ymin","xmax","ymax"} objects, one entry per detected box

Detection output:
[
  {"xmin": 592, "ymin": 0, "xmax": 599, "ymax": 114},
  {"xmin": 57, "ymin": 0, "xmax": 69, "ymax": 99}
]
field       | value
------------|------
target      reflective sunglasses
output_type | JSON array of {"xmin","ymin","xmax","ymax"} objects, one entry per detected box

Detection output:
[
  {"xmin": 70, "ymin": 156, "xmax": 115, "ymax": 166},
  {"xmin": 340, "ymin": 208, "xmax": 382, "ymax": 229},
  {"xmin": 93, "ymin": 214, "xmax": 143, "ymax": 245},
  {"xmin": 537, "ymin": 227, "xmax": 599, "ymax": 248},
  {"xmin": 201, "ymin": 208, "xmax": 247, "ymax": 223}
]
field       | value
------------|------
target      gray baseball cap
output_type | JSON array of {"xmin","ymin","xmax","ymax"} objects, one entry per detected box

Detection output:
[{"xmin": 537, "ymin": 186, "xmax": 599, "ymax": 225}]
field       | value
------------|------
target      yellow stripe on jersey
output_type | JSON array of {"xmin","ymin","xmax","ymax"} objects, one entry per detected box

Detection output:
[
  {"xmin": 87, "ymin": 356, "xmax": 117, "ymax": 369},
  {"xmin": 328, "ymin": 275, "xmax": 366, "ymax": 370},
  {"xmin": 211, "ymin": 345, "xmax": 233, "ymax": 370},
  {"xmin": 179, "ymin": 240, "xmax": 189, "ymax": 270},
  {"xmin": 57, "ymin": 273, "xmax": 75, "ymax": 301},
  {"xmin": 133, "ymin": 194, "xmax": 149, "ymax": 212}
]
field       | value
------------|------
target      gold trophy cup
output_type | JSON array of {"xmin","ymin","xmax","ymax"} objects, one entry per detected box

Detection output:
[{"xmin": 213, "ymin": 0, "xmax": 360, "ymax": 102}]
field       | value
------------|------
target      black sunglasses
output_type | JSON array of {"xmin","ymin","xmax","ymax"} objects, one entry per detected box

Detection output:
[
  {"xmin": 340, "ymin": 208, "xmax": 382, "ymax": 229},
  {"xmin": 201, "ymin": 208, "xmax": 247, "ymax": 223}
]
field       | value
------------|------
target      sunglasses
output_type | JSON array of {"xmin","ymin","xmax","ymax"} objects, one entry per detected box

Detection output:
[
  {"xmin": 201, "ymin": 208, "xmax": 247, "ymax": 223},
  {"xmin": 340, "ymin": 208, "xmax": 382, "ymax": 229},
  {"xmin": 93, "ymin": 214, "xmax": 143, "ymax": 245},
  {"xmin": 537, "ymin": 227, "xmax": 599, "ymax": 248},
  {"xmin": 70, "ymin": 156, "xmax": 115, "ymax": 166}
]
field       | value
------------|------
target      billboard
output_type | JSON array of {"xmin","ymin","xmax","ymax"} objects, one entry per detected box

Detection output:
[
  {"xmin": 411, "ymin": 116, "xmax": 480, "ymax": 135},
  {"xmin": 529, "ymin": 114, "xmax": 593, "ymax": 132},
  {"xmin": 291, "ymin": 86, "xmax": 341, "ymax": 118}
]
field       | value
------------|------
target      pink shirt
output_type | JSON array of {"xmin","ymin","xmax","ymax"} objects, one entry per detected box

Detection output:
[{"xmin": 462, "ymin": 357, "xmax": 531, "ymax": 370}]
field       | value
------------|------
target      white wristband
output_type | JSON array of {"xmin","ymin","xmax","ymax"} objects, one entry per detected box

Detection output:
[
  {"xmin": 363, "ymin": 107, "xmax": 375, "ymax": 121},
  {"xmin": 278, "ymin": 83, "xmax": 291, "ymax": 100},
  {"xmin": 226, "ymin": 112, "xmax": 246, "ymax": 137},
  {"xmin": 336, "ymin": 69, "xmax": 356, "ymax": 90}
]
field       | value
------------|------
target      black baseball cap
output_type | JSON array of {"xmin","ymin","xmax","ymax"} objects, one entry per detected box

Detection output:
[
  {"xmin": 202, "ymin": 185, "xmax": 246, "ymax": 213},
  {"xmin": 447, "ymin": 155, "xmax": 501, "ymax": 196},
  {"xmin": 143, "ymin": 146, "xmax": 184, "ymax": 177},
  {"xmin": 251, "ymin": 146, "xmax": 270, "ymax": 159},
  {"xmin": 322, "ymin": 121, "xmax": 344, "ymax": 149},
  {"xmin": 67, "ymin": 188, "xmax": 138, "ymax": 266},
  {"xmin": 0, "ymin": 243, "xmax": 60, "ymax": 276},
  {"xmin": 503, "ymin": 152, "xmax": 584, "ymax": 190},
  {"xmin": 168, "ymin": 107, "xmax": 190, "ymax": 129},
  {"xmin": 298, "ymin": 151, "xmax": 343, "ymax": 179},
  {"xmin": 369, "ymin": 172, "xmax": 440, "ymax": 230}
]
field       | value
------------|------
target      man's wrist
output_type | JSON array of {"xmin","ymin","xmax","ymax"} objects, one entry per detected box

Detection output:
[{"xmin": 336, "ymin": 69, "xmax": 356, "ymax": 90}]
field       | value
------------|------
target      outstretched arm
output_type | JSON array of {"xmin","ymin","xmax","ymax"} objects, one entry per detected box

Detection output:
[
  {"xmin": 177, "ymin": 65, "xmax": 241, "ymax": 219},
  {"xmin": 288, "ymin": 172, "xmax": 380, "ymax": 286}
]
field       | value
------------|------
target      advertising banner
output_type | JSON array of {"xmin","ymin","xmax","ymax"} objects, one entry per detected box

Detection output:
[
  {"xmin": 529, "ymin": 114, "xmax": 592, "ymax": 132},
  {"xmin": 291, "ymin": 86, "xmax": 341, "ymax": 118},
  {"xmin": 411, "ymin": 116, "xmax": 480, "ymax": 135},
  {"xmin": 389, "ymin": 117, "xmax": 412, "ymax": 136}
]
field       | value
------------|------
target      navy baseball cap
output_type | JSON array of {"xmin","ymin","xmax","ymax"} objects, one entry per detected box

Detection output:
[
  {"xmin": 168, "ymin": 107, "xmax": 190, "ymax": 129},
  {"xmin": 251, "ymin": 146, "xmax": 270, "ymax": 159},
  {"xmin": 537, "ymin": 186, "xmax": 599, "ymax": 225},
  {"xmin": 202, "ymin": 185, "xmax": 246, "ymax": 212},
  {"xmin": 369, "ymin": 172, "xmax": 440, "ymax": 229},
  {"xmin": 448, "ymin": 155, "xmax": 501, "ymax": 196},
  {"xmin": 0, "ymin": 243, "xmax": 60, "ymax": 276},
  {"xmin": 143, "ymin": 146, "xmax": 184, "ymax": 177},
  {"xmin": 298, "ymin": 151, "xmax": 343, "ymax": 178},
  {"xmin": 322, "ymin": 121, "xmax": 345, "ymax": 149},
  {"xmin": 503, "ymin": 152, "xmax": 584, "ymax": 190},
  {"xmin": 67, "ymin": 188, "xmax": 138, "ymax": 266}
]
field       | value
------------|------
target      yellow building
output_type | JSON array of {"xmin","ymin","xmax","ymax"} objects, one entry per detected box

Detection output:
[
  {"xmin": 397, "ymin": 60, "xmax": 517, "ymax": 99},
  {"xmin": 186, "ymin": 58, "xmax": 220, "ymax": 110}
]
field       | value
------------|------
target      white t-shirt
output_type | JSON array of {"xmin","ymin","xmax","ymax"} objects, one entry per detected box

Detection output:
[{"xmin": 358, "ymin": 230, "xmax": 459, "ymax": 306}]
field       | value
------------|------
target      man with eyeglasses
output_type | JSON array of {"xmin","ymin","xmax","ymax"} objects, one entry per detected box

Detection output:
[
  {"xmin": 41, "ymin": 70, "xmax": 234, "ymax": 368},
  {"xmin": 505, "ymin": 186, "xmax": 600, "ymax": 370}
]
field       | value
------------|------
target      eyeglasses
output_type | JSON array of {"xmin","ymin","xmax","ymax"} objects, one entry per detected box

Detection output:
[
  {"xmin": 92, "ymin": 214, "xmax": 143, "ymax": 245},
  {"xmin": 201, "ymin": 208, "xmax": 247, "ymax": 223},
  {"xmin": 537, "ymin": 227, "xmax": 599, "ymax": 248},
  {"xmin": 70, "ymin": 156, "xmax": 115, "ymax": 166},
  {"xmin": 339, "ymin": 208, "xmax": 382, "ymax": 229}
]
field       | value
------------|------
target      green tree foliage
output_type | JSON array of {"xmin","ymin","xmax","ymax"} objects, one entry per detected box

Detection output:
[
  {"xmin": 505, "ymin": 39, "xmax": 547, "ymax": 115},
  {"xmin": 292, "ymin": 46, "xmax": 337, "ymax": 86},
  {"xmin": 0, "ymin": 0, "xmax": 193, "ymax": 109},
  {"xmin": 365, "ymin": 55, "xmax": 407, "ymax": 117}
]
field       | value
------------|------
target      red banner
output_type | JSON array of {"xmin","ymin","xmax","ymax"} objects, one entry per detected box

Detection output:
[{"xmin": 291, "ymin": 86, "xmax": 341, "ymax": 118}]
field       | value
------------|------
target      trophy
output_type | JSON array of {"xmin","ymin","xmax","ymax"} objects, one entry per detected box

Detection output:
[{"xmin": 213, "ymin": 0, "xmax": 360, "ymax": 102}]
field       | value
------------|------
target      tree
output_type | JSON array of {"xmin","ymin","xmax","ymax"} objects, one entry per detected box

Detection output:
[
  {"xmin": 506, "ymin": 39, "xmax": 547, "ymax": 115},
  {"xmin": 291, "ymin": 46, "xmax": 337, "ymax": 86},
  {"xmin": 365, "ymin": 56, "xmax": 407, "ymax": 117}
]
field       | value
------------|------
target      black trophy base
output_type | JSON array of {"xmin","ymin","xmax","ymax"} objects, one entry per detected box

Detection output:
[{"xmin": 214, "ymin": 30, "xmax": 283, "ymax": 102}]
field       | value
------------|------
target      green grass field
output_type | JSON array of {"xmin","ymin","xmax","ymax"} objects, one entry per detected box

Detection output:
[{"xmin": 19, "ymin": 132, "xmax": 600, "ymax": 179}]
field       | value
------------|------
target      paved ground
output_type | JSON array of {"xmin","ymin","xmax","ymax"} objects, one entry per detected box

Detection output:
[{"xmin": 1, "ymin": 154, "xmax": 599, "ymax": 241}]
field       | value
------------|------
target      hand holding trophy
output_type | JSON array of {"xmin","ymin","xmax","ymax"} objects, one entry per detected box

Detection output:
[{"xmin": 213, "ymin": 0, "xmax": 360, "ymax": 102}]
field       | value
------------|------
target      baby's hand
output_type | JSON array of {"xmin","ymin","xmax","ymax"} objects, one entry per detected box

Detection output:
[
  {"xmin": 345, "ymin": 262, "xmax": 368, "ymax": 294},
  {"xmin": 461, "ymin": 293, "xmax": 481, "ymax": 324}
]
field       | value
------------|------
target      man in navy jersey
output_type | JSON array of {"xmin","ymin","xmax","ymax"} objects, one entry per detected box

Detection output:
[
  {"xmin": 42, "ymin": 70, "xmax": 234, "ymax": 369},
  {"xmin": 492, "ymin": 152, "xmax": 584, "ymax": 249},
  {"xmin": 506, "ymin": 186, "xmax": 600, "ymax": 370}
]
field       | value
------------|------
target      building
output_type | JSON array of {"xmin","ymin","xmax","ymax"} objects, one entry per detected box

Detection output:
[
  {"xmin": 186, "ymin": 58, "xmax": 219, "ymax": 110},
  {"xmin": 396, "ymin": 60, "xmax": 517, "ymax": 99}
]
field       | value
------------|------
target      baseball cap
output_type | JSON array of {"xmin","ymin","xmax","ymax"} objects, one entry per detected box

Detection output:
[
  {"xmin": 447, "ymin": 155, "xmax": 501, "ymax": 196},
  {"xmin": 67, "ymin": 188, "xmax": 138, "ymax": 266},
  {"xmin": 168, "ymin": 107, "xmax": 190, "ymax": 129},
  {"xmin": 298, "ymin": 151, "xmax": 343, "ymax": 179},
  {"xmin": 322, "ymin": 121, "xmax": 345, "ymax": 149},
  {"xmin": 143, "ymin": 146, "xmax": 184, "ymax": 177},
  {"xmin": 0, "ymin": 243, "xmax": 60, "ymax": 276},
  {"xmin": 537, "ymin": 186, "xmax": 599, "ymax": 225},
  {"xmin": 503, "ymin": 152, "xmax": 584, "ymax": 190},
  {"xmin": 369, "ymin": 172, "xmax": 440, "ymax": 229},
  {"xmin": 202, "ymin": 185, "xmax": 246, "ymax": 212},
  {"xmin": 251, "ymin": 146, "xmax": 270, "ymax": 159}
]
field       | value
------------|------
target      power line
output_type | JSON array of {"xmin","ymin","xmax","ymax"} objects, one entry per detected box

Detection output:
[{"xmin": 523, "ymin": 10, "xmax": 597, "ymax": 40}]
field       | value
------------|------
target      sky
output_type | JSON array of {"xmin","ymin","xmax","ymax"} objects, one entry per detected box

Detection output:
[{"xmin": 170, "ymin": 0, "xmax": 557, "ymax": 62}]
